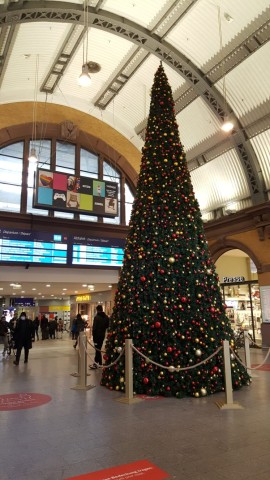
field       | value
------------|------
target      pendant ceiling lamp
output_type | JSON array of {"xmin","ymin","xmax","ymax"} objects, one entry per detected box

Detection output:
[
  {"xmin": 78, "ymin": 1, "xmax": 91, "ymax": 87},
  {"xmin": 218, "ymin": 6, "xmax": 234, "ymax": 133},
  {"xmin": 28, "ymin": 54, "xmax": 39, "ymax": 164}
]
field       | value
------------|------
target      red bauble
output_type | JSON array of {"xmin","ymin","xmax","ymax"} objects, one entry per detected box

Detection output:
[
  {"xmin": 140, "ymin": 276, "xmax": 146, "ymax": 282},
  {"xmin": 181, "ymin": 296, "xmax": 187, "ymax": 303},
  {"xmin": 155, "ymin": 321, "xmax": 161, "ymax": 328},
  {"xmin": 167, "ymin": 347, "xmax": 173, "ymax": 353},
  {"xmin": 143, "ymin": 377, "xmax": 149, "ymax": 384}
]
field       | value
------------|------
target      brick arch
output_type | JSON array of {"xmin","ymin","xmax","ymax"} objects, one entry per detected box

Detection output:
[
  {"xmin": 210, "ymin": 239, "xmax": 262, "ymax": 273},
  {"xmin": 0, "ymin": 102, "xmax": 140, "ymax": 189}
]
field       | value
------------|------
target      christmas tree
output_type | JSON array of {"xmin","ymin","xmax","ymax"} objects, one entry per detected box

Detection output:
[{"xmin": 101, "ymin": 63, "xmax": 250, "ymax": 398}]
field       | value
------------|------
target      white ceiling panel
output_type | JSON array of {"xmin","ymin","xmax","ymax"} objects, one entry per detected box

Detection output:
[
  {"xmin": 215, "ymin": 42, "xmax": 270, "ymax": 121},
  {"xmin": 191, "ymin": 149, "xmax": 250, "ymax": 212},
  {"xmin": 166, "ymin": 0, "xmax": 270, "ymax": 69},
  {"xmin": 250, "ymin": 129, "xmax": 270, "ymax": 191},
  {"xmin": 0, "ymin": 22, "xmax": 69, "ymax": 102},
  {"xmin": 106, "ymin": 55, "xmax": 187, "ymax": 133},
  {"xmin": 176, "ymin": 97, "xmax": 222, "ymax": 151},
  {"xmin": 103, "ymin": 0, "xmax": 176, "ymax": 30}
]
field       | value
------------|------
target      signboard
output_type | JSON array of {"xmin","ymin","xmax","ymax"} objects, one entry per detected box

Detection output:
[
  {"xmin": 13, "ymin": 298, "xmax": 35, "ymax": 306},
  {"xmin": 33, "ymin": 169, "xmax": 118, "ymax": 217},
  {"xmin": 260, "ymin": 286, "xmax": 270, "ymax": 322},
  {"xmin": 0, "ymin": 228, "xmax": 68, "ymax": 265},
  {"xmin": 222, "ymin": 276, "xmax": 245, "ymax": 283},
  {"xmin": 0, "ymin": 228, "xmax": 125, "ymax": 268},
  {"xmin": 75, "ymin": 294, "xmax": 91, "ymax": 302}
]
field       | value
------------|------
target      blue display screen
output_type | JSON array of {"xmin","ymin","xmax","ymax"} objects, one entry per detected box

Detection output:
[
  {"xmin": 0, "ymin": 229, "xmax": 125, "ymax": 268},
  {"xmin": 71, "ymin": 236, "xmax": 125, "ymax": 267},
  {"xmin": 0, "ymin": 229, "xmax": 68, "ymax": 264}
]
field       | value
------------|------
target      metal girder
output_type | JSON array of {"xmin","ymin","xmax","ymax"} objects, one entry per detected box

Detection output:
[{"xmin": 0, "ymin": 1, "xmax": 268, "ymax": 205}]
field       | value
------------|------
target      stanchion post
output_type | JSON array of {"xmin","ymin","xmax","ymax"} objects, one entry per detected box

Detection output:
[
  {"xmin": 216, "ymin": 340, "xmax": 244, "ymax": 409},
  {"xmin": 117, "ymin": 338, "xmax": 143, "ymax": 404},
  {"xmin": 71, "ymin": 332, "xmax": 95, "ymax": 391},
  {"xmin": 244, "ymin": 331, "xmax": 251, "ymax": 371},
  {"xmin": 125, "ymin": 338, "xmax": 133, "ymax": 400},
  {"xmin": 244, "ymin": 331, "xmax": 258, "ymax": 378}
]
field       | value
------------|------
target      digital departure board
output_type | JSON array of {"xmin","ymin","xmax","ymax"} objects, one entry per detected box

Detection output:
[
  {"xmin": 0, "ymin": 229, "xmax": 125, "ymax": 268},
  {"xmin": 72, "ymin": 236, "xmax": 125, "ymax": 267},
  {"xmin": 0, "ymin": 229, "xmax": 68, "ymax": 265}
]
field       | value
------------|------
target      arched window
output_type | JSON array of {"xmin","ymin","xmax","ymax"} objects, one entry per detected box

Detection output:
[
  {"xmin": 0, "ymin": 142, "xmax": 24, "ymax": 213},
  {"xmin": 0, "ymin": 139, "xmax": 135, "ymax": 226}
]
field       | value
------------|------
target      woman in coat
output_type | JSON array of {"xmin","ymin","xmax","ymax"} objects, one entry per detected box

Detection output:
[{"xmin": 13, "ymin": 312, "xmax": 35, "ymax": 365}]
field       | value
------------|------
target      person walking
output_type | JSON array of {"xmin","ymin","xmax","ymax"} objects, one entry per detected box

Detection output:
[
  {"xmin": 89, "ymin": 305, "xmax": 109, "ymax": 369},
  {"xmin": 73, "ymin": 313, "xmax": 86, "ymax": 349},
  {"xmin": 13, "ymin": 312, "xmax": 35, "ymax": 365},
  {"xmin": 33, "ymin": 316, "xmax": 40, "ymax": 341},
  {"xmin": 0, "ymin": 314, "xmax": 9, "ymax": 356},
  {"xmin": 40, "ymin": 314, "xmax": 49, "ymax": 340}
]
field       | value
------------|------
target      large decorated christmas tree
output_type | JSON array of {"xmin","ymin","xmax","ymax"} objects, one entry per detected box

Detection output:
[{"xmin": 101, "ymin": 63, "xmax": 250, "ymax": 398}]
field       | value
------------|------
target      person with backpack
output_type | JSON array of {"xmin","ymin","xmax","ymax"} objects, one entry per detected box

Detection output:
[{"xmin": 89, "ymin": 305, "xmax": 109, "ymax": 369}]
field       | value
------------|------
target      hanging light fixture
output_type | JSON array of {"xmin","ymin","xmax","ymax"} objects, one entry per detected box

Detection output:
[
  {"xmin": 218, "ymin": 7, "xmax": 234, "ymax": 133},
  {"xmin": 78, "ymin": 1, "xmax": 91, "ymax": 87},
  {"xmin": 28, "ymin": 54, "xmax": 39, "ymax": 164}
]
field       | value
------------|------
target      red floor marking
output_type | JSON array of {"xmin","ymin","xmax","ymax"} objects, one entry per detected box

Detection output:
[
  {"xmin": 0, "ymin": 393, "xmax": 52, "ymax": 411},
  {"xmin": 65, "ymin": 459, "xmax": 169, "ymax": 480},
  {"xmin": 252, "ymin": 364, "xmax": 270, "ymax": 371}
]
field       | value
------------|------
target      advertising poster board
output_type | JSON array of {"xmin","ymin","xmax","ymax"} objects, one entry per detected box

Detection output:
[{"xmin": 34, "ymin": 169, "xmax": 118, "ymax": 217}]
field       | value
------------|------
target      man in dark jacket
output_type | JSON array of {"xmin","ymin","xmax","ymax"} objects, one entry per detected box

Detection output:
[
  {"xmin": 13, "ymin": 312, "xmax": 35, "ymax": 365},
  {"xmin": 89, "ymin": 305, "xmax": 109, "ymax": 369}
]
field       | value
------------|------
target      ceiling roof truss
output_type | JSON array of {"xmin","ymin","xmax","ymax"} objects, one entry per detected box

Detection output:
[{"xmin": 0, "ymin": 2, "xmax": 267, "ymax": 206}]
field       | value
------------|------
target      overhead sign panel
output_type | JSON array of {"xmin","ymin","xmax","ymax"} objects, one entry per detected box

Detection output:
[{"xmin": 33, "ymin": 169, "xmax": 118, "ymax": 217}]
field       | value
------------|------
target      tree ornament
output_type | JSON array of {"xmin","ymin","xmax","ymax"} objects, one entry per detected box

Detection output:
[
  {"xmin": 195, "ymin": 349, "xmax": 202, "ymax": 357},
  {"xmin": 168, "ymin": 257, "xmax": 175, "ymax": 264},
  {"xmin": 200, "ymin": 388, "xmax": 207, "ymax": 396},
  {"xmin": 117, "ymin": 347, "xmax": 123, "ymax": 353}
]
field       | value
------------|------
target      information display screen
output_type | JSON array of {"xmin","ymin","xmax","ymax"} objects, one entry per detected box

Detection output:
[
  {"xmin": 33, "ymin": 169, "xmax": 118, "ymax": 217},
  {"xmin": 0, "ymin": 229, "xmax": 125, "ymax": 268},
  {"xmin": 72, "ymin": 235, "xmax": 125, "ymax": 267},
  {"xmin": 0, "ymin": 229, "xmax": 68, "ymax": 265}
]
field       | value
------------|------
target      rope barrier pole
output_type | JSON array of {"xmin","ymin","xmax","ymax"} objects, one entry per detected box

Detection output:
[
  {"xmin": 71, "ymin": 332, "xmax": 95, "ymax": 391},
  {"xmin": 117, "ymin": 339, "xmax": 143, "ymax": 404},
  {"xmin": 244, "ymin": 331, "xmax": 251, "ymax": 371},
  {"xmin": 244, "ymin": 331, "xmax": 258, "ymax": 378},
  {"xmin": 70, "ymin": 335, "xmax": 80, "ymax": 378},
  {"xmin": 216, "ymin": 340, "xmax": 244, "ymax": 410}
]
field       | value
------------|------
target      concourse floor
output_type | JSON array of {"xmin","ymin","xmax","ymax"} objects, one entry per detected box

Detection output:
[{"xmin": 0, "ymin": 333, "xmax": 270, "ymax": 480}]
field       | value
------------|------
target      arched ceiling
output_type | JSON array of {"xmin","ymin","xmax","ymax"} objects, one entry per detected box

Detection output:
[{"xmin": 0, "ymin": 0, "xmax": 269, "ymax": 220}]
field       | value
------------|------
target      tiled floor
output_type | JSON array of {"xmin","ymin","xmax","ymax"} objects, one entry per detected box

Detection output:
[{"xmin": 1, "ymin": 333, "xmax": 270, "ymax": 480}]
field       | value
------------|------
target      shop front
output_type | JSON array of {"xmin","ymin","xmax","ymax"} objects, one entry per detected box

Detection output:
[{"xmin": 220, "ymin": 277, "xmax": 261, "ymax": 344}]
